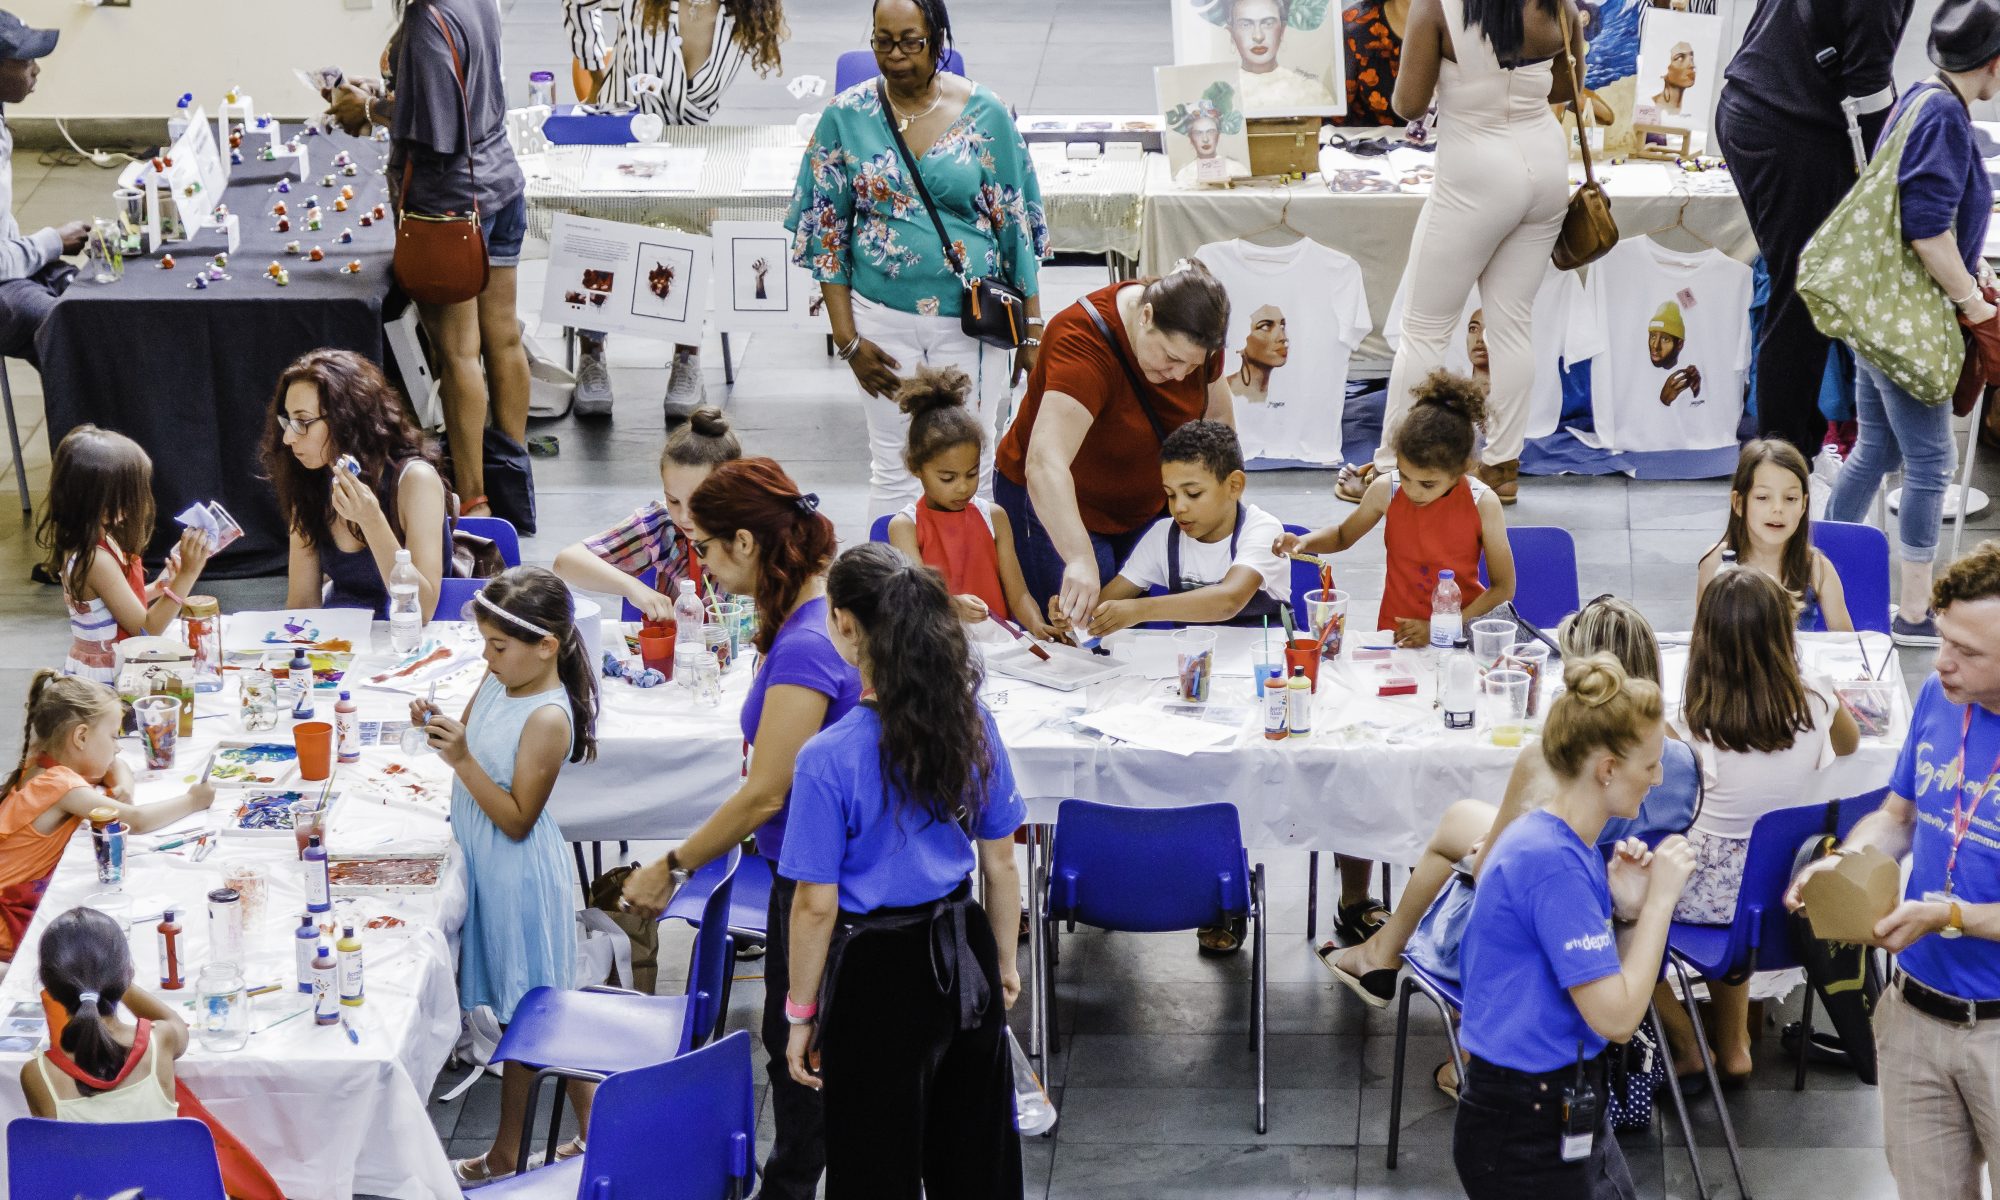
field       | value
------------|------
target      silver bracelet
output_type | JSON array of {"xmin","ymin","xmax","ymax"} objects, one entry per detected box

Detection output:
[
  {"xmin": 836, "ymin": 335, "xmax": 862, "ymax": 361},
  {"xmin": 1952, "ymin": 284, "xmax": 1980, "ymax": 308}
]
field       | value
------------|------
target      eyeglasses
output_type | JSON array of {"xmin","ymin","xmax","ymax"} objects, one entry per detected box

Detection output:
[
  {"xmin": 1231, "ymin": 16, "xmax": 1280, "ymax": 35},
  {"xmin": 689, "ymin": 535, "xmax": 719, "ymax": 559},
  {"xmin": 869, "ymin": 33, "xmax": 931, "ymax": 57},
  {"xmin": 277, "ymin": 413, "xmax": 324, "ymax": 438}
]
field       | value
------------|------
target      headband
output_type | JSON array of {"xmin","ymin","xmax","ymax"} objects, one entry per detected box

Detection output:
[{"xmin": 474, "ymin": 590, "xmax": 554, "ymax": 639}]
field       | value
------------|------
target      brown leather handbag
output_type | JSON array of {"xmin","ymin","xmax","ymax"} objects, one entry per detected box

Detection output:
[
  {"xmin": 1551, "ymin": 4, "xmax": 1617, "ymax": 272},
  {"xmin": 392, "ymin": 4, "xmax": 489, "ymax": 306}
]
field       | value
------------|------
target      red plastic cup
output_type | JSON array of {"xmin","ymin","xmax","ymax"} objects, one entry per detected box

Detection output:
[
  {"xmin": 293, "ymin": 721, "xmax": 332, "ymax": 782},
  {"xmin": 1283, "ymin": 637, "xmax": 1322, "ymax": 691},
  {"xmin": 639, "ymin": 625, "xmax": 678, "ymax": 678}
]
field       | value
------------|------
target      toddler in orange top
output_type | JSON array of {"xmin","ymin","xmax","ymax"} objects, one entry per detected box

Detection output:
[
  {"xmin": 887, "ymin": 367, "xmax": 1050, "ymax": 637},
  {"xmin": 1280, "ymin": 371, "xmax": 1516, "ymax": 647},
  {"xmin": 0, "ymin": 672, "xmax": 212, "ymax": 960}
]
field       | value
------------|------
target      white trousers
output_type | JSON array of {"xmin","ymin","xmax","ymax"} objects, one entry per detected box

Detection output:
[
  {"xmin": 1376, "ymin": 119, "xmax": 1569, "ymax": 470},
  {"xmin": 852, "ymin": 294, "xmax": 1013, "ymax": 519}
]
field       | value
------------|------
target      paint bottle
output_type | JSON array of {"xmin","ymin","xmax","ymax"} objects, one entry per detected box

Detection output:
[
  {"xmin": 156, "ymin": 909, "xmax": 183, "ymax": 990},
  {"xmin": 1286, "ymin": 666, "xmax": 1313, "ymax": 738},
  {"xmin": 335, "ymin": 691, "xmax": 359, "ymax": 763},
  {"xmin": 1262, "ymin": 668, "xmax": 1289, "ymax": 741},
  {"xmin": 338, "ymin": 924, "xmax": 365, "ymax": 1007},
  {"xmin": 294, "ymin": 913, "xmax": 319, "ymax": 993},
  {"xmin": 289, "ymin": 647, "xmax": 313, "ymax": 714},
  {"xmin": 312, "ymin": 943, "xmax": 339, "ymax": 1025},
  {"xmin": 304, "ymin": 833, "xmax": 331, "ymax": 914}
]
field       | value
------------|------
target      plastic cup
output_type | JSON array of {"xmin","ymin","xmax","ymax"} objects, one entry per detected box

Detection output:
[
  {"xmin": 639, "ymin": 625, "xmax": 677, "ymax": 676},
  {"xmin": 290, "ymin": 800, "xmax": 327, "ymax": 860},
  {"xmin": 1174, "ymin": 629, "xmax": 1218, "ymax": 702},
  {"xmin": 222, "ymin": 861, "xmax": 268, "ymax": 929},
  {"xmin": 1480, "ymin": 668, "xmax": 1532, "ymax": 733},
  {"xmin": 134, "ymin": 697, "xmax": 179, "ymax": 770},
  {"xmin": 293, "ymin": 721, "xmax": 333, "ymax": 782},
  {"xmin": 1305, "ymin": 589, "xmax": 1349, "ymax": 660},
  {"xmin": 1252, "ymin": 659, "xmax": 1282, "ymax": 698},
  {"xmin": 710, "ymin": 601, "xmax": 747, "ymax": 664},
  {"xmin": 1283, "ymin": 636, "xmax": 1323, "ymax": 691},
  {"xmin": 1502, "ymin": 642, "xmax": 1551, "ymax": 718},
  {"xmin": 1470, "ymin": 618, "xmax": 1517, "ymax": 670}
]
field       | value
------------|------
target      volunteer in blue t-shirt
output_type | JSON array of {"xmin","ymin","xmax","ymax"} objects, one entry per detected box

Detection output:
[
  {"xmin": 619, "ymin": 457, "xmax": 861, "ymax": 1200},
  {"xmin": 1455, "ymin": 653, "xmax": 1696, "ymax": 1200},
  {"xmin": 1789, "ymin": 537, "xmax": 2000, "ymax": 1199},
  {"xmin": 778, "ymin": 543, "xmax": 1026, "ymax": 1199}
]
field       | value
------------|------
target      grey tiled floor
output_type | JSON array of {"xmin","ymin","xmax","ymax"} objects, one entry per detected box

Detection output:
[{"xmin": 2, "ymin": 3, "xmax": 1988, "ymax": 1198}]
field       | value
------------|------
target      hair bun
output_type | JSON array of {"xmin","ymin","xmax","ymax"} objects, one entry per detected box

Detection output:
[
  {"xmin": 894, "ymin": 365, "xmax": 973, "ymax": 418},
  {"xmin": 687, "ymin": 407, "xmax": 731, "ymax": 438},
  {"xmin": 1563, "ymin": 654, "xmax": 1627, "ymax": 708}
]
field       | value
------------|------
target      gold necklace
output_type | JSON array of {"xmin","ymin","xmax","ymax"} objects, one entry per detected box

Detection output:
[{"xmin": 887, "ymin": 78, "xmax": 943, "ymax": 133}]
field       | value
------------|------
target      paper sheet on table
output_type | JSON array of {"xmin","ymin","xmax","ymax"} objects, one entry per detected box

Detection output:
[
  {"xmin": 579, "ymin": 146, "xmax": 705, "ymax": 192},
  {"xmin": 1071, "ymin": 703, "xmax": 1242, "ymax": 755},
  {"xmin": 740, "ymin": 146, "xmax": 806, "ymax": 192},
  {"xmin": 356, "ymin": 636, "xmax": 486, "ymax": 696},
  {"xmin": 326, "ymin": 792, "xmax": 451, "ymax": 860},
  {"xmin": 223, "ymin": 608, "xmax": 375, "ymax": 655}
]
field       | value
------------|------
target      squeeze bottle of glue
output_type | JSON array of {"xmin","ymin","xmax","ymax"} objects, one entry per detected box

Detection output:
[
  {"xmin": 295, "ymin": 913, "xmax": 319, "ymax": 993},
  {"xmin": 156, "ymin": 910, "xmax": 183, "ymax": 990},
  {"xmin": 338, "ymin": 924, "xmax": 365, "ymax": 1007},
  {"xmin": 312, "ymin": 943, "xmax": 339, "ymax": 1025},
  {"xmin": 1262, "ymin": 669, "xmax": 1289, "ymax": 741},
  {"xmin": 335, "ymin": 690, "xmax": 359, "ymax": 763},
  {"xmin": 1286, "ymin": 666, "xmax": 1313, "ymax": 738}
]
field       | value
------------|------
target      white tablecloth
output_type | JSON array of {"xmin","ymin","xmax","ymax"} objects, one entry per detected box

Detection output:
[{"xmin": 0, "ymin": 730, "xmax": 468, "ymax": 1199}]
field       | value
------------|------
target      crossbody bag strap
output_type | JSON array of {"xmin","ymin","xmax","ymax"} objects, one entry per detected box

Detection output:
[
  {"xmin": 406, "ymin": 4, "xmax": 480, "ymax": 218},
  {"xmin": 1079, "ymin": 297, "xmax": 1171, "ymax": 444},
  {"xmin": 877, "ymin": 78, "xmax": 968, "ymax": 283},
  {"xmin": 1560, "ymin": 3, "xmax": 1598, "ymax": 189}
]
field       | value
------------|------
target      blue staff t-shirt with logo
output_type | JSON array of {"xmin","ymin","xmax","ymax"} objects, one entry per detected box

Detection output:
[
  {"xmin": 1461, "ymin": 809, "xmax": 1624, "ymax": 1073},
  {"xmin": 1891, "ymin": 676, "xmax": 2000, "ymax": 1000},
  {"xmin": 740, "ymin": 596, "xmax": 863, "ymax": 866}
]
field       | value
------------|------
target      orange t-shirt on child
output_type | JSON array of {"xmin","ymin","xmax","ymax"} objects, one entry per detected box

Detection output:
[
  {"xmin": 1378, "ymin": 473, "xmax": 1491, "ymax": 631},
  {"xmin": 899, "ymin": 498, "xmax": 1009, "ymax": 617},
  {"xmin": 0, "ymin": 764, "xmax": 93, "ymax": 961}
]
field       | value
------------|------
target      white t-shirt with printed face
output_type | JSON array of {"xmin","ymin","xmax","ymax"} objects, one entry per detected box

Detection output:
[
  {"xmin": 1117, "ymin": 502, "xmax": 1290, "ymax": 608},
  {"xmin": 1384, "ymin": 265, "xmax": 1602, "ymax": 440},
  {"xmin": 1581, "ymin": 238, "xmax": 1754, "ymax": 453},
  {"xmin": 1195, "ymin": 238, "xmax": 1373, "ymax": 466}
]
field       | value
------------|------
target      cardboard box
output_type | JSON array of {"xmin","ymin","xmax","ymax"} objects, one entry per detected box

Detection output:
[{"xmin": 1800, "ymin": 846, "xmax": 1900, "ymax": 944}]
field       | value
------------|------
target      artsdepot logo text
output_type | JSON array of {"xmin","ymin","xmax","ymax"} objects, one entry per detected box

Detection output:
[{"xmin": 1564, "ymin": 930, "xmax": 1613, "ymax": 953}]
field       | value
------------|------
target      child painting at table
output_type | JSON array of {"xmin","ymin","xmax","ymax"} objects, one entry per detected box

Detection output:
[
  {"xmin": 23, "ymin": 907, "xmax": 284, "ymax": 1200},
  {"xmin": 886, "ymin": 367, "xmax": 1049, "ymax": 637},
  {"xmin": 38, "ymin": 425, "xmax": 213, "ymax": 683},
  {"xmin": 553, "ymin": 406, "xmax": 744, "ymax": 623},
  {"xmin": 1696, "ymin": 438, "xmax": 1853, "ymax": 633},
  {"xmin": 1277, "ymin": 371, "xmax": 1514, "ymax": 649},
  {"xmin": 411, "ymin": 565, "xmax": 601, "ymax": 1185},
  {"xmin": 1078, "ymin": 419, "xmax": 1289, "ymax": 637},
  {"xmin": 0, "ymin": 672, "xmax": 212, "ymax": 961},
  {"xmin": 1654, "ymin": 567, "xmax": 1857, "ymax": 1087}
]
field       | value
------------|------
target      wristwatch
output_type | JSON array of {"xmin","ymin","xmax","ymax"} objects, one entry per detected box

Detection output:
[{"xmin": 1942, "ymin": 900, "xmax": 1966, "ymax": 939}]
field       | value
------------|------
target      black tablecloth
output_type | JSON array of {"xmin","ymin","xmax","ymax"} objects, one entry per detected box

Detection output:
[{"xmin": 40, "ymin": 129, "xmax": 399, "ymax": 578}]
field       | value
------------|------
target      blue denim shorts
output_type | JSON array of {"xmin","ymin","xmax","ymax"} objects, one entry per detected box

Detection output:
[{"xmin": 481, "ymin": 193, "xmax": 527, "ymax": 268}]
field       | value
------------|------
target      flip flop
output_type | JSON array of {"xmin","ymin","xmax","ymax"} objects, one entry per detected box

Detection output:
[
  {"xmin": 1315, "ymin": 941, "xmax": 1397, "ymax": 1008},
  {"xmin": 1434, "ymin": 1060, "xmax": 1460, "ymax": 1102},
  {"xmin": 553, "ymin": 1137, "xmax": 586, "ymax": 1162},
  {"xmin": 452, "ymin": 1153, "xmax": 515, "ymax": 1190},
  {"xmin": 1335, "ymin": 462, "xmax": 1377, "ymax": 504}
]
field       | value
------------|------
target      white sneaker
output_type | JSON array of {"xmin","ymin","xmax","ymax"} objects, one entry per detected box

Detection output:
[
  {"xmin": 572, "ymin": 343, "xmax": 614, "ymax": 418},
  {"xmin": 664, "ymin": 349, "xmax": 706, "ymax": 421}
]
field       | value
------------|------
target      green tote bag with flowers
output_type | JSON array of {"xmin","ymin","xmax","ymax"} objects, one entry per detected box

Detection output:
[{"xmin": 1798, "ymin": 87, "xmax": 1964, "ymax": 405}]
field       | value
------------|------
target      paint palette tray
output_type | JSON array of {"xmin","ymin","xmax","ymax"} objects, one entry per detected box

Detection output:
[
  {"xmin": 197, "ymin": 741, "xmax": 298, "ymax": 788},
  {"xmin": 984, "ymin": 640, "xmax": 1131, "ymax": 692}
]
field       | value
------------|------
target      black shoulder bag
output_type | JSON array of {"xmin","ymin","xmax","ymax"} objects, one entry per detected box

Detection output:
[{"xmin": 877, "ymin": 78, "xmax": 1027, "ymax": 350}]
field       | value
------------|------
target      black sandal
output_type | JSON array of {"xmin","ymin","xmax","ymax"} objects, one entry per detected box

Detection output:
[
  {"xmin": 1315, "ymin": 941, "xmax": 1397, "ymax": 1008},
  {"xmin": 1334, "ymin": 899, "xmax": 1389, "ymax": 948},
  {"xmin": 1196, "ymin": 916, "xmax": 1246, "ymax": 955}
]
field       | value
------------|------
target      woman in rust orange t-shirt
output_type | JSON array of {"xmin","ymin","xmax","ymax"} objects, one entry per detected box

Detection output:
[{"xmin": 993, "ymin": 260, "xmax": 1235, "ymax": 628}]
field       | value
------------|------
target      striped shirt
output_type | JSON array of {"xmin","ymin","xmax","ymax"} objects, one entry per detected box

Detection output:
[
  {"xmin": 581, "ymin": 500, "xmax": 707, "ymax": 600},
  {"xmin": 563, "ymin": 0, "xmax": 754, "ymax": 125}
]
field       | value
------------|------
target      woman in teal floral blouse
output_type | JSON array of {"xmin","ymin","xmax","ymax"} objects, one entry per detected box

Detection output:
[{"xmin": 785, "ymin": 0, "xmax": 1048, "ymax": 519}]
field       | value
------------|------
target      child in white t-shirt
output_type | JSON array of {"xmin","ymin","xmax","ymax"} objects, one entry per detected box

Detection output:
[{"xmin": 1077, "ymin": 420, "xmax": 1290, "ymax": 637}]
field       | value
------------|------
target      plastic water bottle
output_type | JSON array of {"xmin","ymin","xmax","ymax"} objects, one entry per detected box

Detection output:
[
  {"xmin": 388, "ymin": 549, "xmax": 424, "ymax": 654},
  {"xmin": 1430, "ymin": 569, "xmax": 1463, "ymax": 649},
  {"xmin": 673, "ymin": 579, "xmax": 705, "ymax": 644},
  {"xmin": 167, "ymin": 92, "xmax": 193, "ymax": 143}
]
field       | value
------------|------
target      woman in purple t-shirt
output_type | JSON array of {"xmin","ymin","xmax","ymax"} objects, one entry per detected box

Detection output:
[{"xmin": 622, "ymin": 456, "xmax": 859, "ymax": 1200}]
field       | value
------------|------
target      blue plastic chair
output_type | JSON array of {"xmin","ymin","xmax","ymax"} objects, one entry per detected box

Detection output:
[
  {"xmin": 1039, "ymin": 799, "xmax": 1268, "ymax": 1132},
  {"xmin": 833, "ymin": 47, "xmax": 967, "ymax": 93},
  {"xmin": 437, "ymin": 575, "xmax": 483, "ymax": 620},
  {"xmin": 1281, "ymin": 522, "xmax": 1321, "ymax": 632},
  {"xmin": 869, "ymin": 513, "xmax": 893, "ymax": 544},
  {"xmin": 478, "ymin": 1032, "xmax": 759, "ymax": 1200},
  {"xmin": 660, "ymin": 848, "xmax": 775, "ymax": 1015},
  {"xmin": 1810, "ymin": 520, "xmax": 1892, "ymax": 634},
  {"xmin": 456, "ymin": 514, "xmax": 523, "ymax": 567},
  {"xmin": 493, "ymin": 846, "xmax": 743, "ymax": 1171},
  {"xmin": 9, "ymin": 1117, "xmax": 226, "ymax": 1200},
  {"xmin": 1478, "ymin": 525, "xmax": 1580, "ymax": 629},
  {"xmin": 1385, "ymin": 958, "xmax": 1465, "ymax": 1171},
  {"xmin": 617, "ymin": 567, "xmax": 661, "ymax": 623}
]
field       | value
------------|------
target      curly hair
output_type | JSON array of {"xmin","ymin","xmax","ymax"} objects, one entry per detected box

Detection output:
[
  {"xmin": 260, "ymin": 349, "xmax": 441, "ymax": 554},
  {"xmin": 37, "ymin": 425, "xmax": 156, "ymax": 604},
  {"xmin": 897, "ymin": 366, "xmax": 983, "ymax": 472},
  {"xmin": 827, "ymin": 543, "xmax": 994, "ymax": 833},
  {"xmin": 643, "ymin": 0, "xmax": 787, "ymax": 76},
  {"xmin": 1541, "ymin": 652, "xmax": 1664, "ymax": 781},
  {"xmin": 689, "ymin": 458, "xmax": 837, "ymax": 657},
  {"xmin": 1684, "ymin": 567, "xmax": 1812, "ymax": 754},
  {"xmin": 1160, "ymin": 418, "xmax": 1243, "ymax": 480},
  {"xmin": 1935, "ymin": 539, "xmax": 2000, "ymax": 613},
  {"xmin": 1394, "ymin": 370, "xmax": 1488, "ymax": 472}
]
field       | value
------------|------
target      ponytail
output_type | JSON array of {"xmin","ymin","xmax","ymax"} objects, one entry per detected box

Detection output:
[
  {"xmin": 826, "ymin": 544, "xmax": 992, "ymax": 831},
  {"xmin": 469, "ymin": 566, "xmax": 599, "ymax": 764},
  {"xmin": 1394, "ymin": 369, "xmax": 1488, "ymax": 471},
  {"xmin": 555, "ymin": 622, "xmax": 599, "ymax": 765},
  {"xmin": 38, "ymin": 907, "xmax": 135, "ymax": 1090}
]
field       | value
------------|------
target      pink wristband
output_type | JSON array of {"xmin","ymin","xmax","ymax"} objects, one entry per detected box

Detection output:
[
  {"xmin": 159, "ymin": 584, "xmax": 187, "ymax": 607},
  {"xmin": 783, "ymin": 995, "xmax": 817, "ymax": 1023}
]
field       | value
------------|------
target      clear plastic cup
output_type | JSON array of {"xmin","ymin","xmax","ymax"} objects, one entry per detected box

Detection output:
[
  {"xmin": 134, "ymin": 696, "xmax": 180, "ymax": 770},
  {"xmin": 1174, "ymin": 629, "xmax": 1218, "ymax": 702},
  {"xmin": 1305, "ymin": 589, "xmax": 1348, "ymax": 660},
  {"xmin": 1502, "ymin": 642, "xmax": 1551, "ymax": 718},
  {"xmin": 1480, "ymin": 668, "xmax": 1532, "ymax": 734},
  {"xmin": 1470, "ymin": 618, "xmax": 1517, "ymax": 670}
]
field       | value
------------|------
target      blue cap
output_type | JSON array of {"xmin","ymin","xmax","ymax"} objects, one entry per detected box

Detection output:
[{"xmin": 0, "ymin": 12, "xmax": 57, "ymax": 61}]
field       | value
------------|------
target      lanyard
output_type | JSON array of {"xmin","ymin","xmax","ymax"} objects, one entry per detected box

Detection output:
[{"xmin": 1947, "ymin": 704, "xmax": 2000, "ymax": 895}]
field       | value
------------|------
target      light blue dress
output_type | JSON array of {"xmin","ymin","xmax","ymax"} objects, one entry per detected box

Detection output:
[{"xmin": 451, "ymin": 674, "xmax": 576, "ymax": 1022}]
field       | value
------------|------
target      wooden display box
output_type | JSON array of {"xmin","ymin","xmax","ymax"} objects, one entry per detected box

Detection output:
[{"xmin": 1247, "ymin": 115, "xmax": 1322, "ymax": 178}]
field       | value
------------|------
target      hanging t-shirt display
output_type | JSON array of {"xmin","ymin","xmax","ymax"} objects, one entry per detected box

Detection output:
[
  {"xmin": 1194, "ymin": 238, "xmax": 1372, "ymax": 466},
  {"xmin": 1580, "ymin": 237, "xmax": 1753, "ymax": 453},
  {"xmin": 1383, "ymin": 265, "xmax": 1601, "ymax": 441}
]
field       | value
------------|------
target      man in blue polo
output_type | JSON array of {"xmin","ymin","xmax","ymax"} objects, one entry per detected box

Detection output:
[
  {"xmin": 1792, "ymin": 537, "xmax": 2000, "ymax": 1198},
  {"xmin": 0, "ymin": 10, "xmax": 84, "ymax": 367}
]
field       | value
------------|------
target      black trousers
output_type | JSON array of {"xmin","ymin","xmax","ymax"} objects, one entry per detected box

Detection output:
[
  {"xmin": 1453, "ymin": 1055, "xmax": 1635, "ymax": 1200},
  {"xmin": 816, "ymin": 899, "xmax": 1022, "ymax": 1200},
  {"xmin": 0, "ymin": 260, "xmax": 75, "ymax": 370},
  {"xmin": 1716, "ymin": 90, "xmax": 1860, "ymax": 460},
  {"xmin": 756, "ymin": 874, "xmax": 825, "ymax": 1200}
]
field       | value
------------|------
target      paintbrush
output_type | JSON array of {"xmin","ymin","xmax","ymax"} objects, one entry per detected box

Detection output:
[
  {"xmin": 989, "ymin": 614, "xmax": 1052, "ymax": 661},
  {"xmin": 1283, "ymin": 549, "xmax": 1335, "ymax": 569}
]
